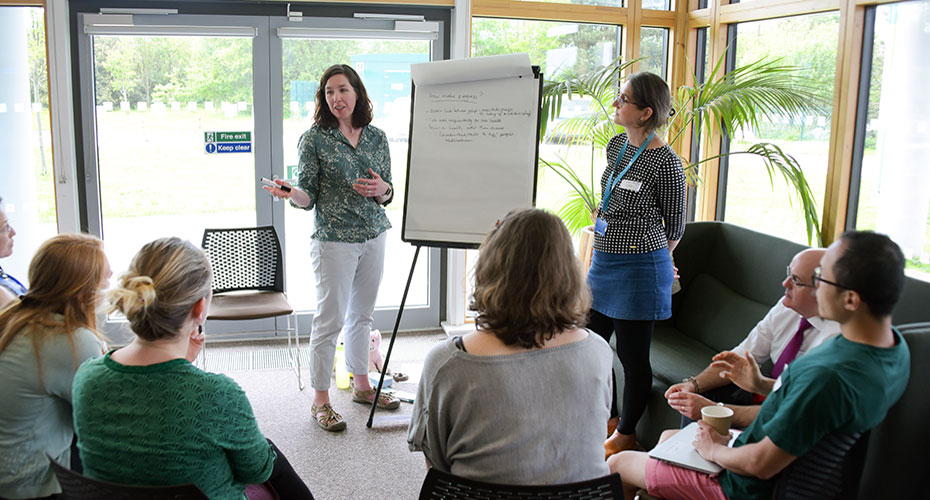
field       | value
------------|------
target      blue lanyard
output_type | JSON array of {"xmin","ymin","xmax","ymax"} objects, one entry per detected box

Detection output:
[
  {"xmin": 0, "ymin": 267, "xmax": 27, "ymax": 297},
  {"xmin": 600, "ymin": 131, "xmax": 655, "ymax": 212}
]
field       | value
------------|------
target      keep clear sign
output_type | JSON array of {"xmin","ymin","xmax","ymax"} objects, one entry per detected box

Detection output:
[{"xmin": 204, "ymin": 131, "xmax": 252, "ymax": 154}]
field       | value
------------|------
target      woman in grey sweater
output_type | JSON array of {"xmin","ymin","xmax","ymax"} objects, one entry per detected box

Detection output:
[{"xmin": 407, "ymin": 208, "xmax": 613, "ymax": 484}]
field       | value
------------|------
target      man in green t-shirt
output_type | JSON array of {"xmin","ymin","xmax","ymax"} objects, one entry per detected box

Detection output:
[{"xmin": 608, "ymin": 231, "xmax": 911, "ymax": 500}]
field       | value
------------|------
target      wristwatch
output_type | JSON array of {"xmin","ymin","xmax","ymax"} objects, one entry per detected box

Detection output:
[{"xmin": 683, "ymin": 376, "xmax": 701, "ymax": 394}]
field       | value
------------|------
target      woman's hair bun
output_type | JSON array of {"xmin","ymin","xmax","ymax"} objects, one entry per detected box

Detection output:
[{"xmin": 109, "ymin": 275, "xmax": 156, "ymax": 319}]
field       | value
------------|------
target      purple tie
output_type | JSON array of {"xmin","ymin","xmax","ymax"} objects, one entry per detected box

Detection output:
[{"xmin": 771, "ymin": 317, "xmax": 811, "ymax": 378}]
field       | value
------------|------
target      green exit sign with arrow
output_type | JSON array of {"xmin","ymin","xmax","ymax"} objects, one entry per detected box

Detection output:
[{"xmin": 204, "ymin": 131, "xmax": 251, "ymax": 142}]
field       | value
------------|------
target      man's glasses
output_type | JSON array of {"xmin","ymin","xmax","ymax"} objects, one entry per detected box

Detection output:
[
  {"xmin": 0, "ymin": 223, "xmax": 11, "ymax": 235},
  {"xmin": 786, "ymin": 265, "xmax": 814, "ymax": 288},
  {"xmin": 811, "ymin": 266, "xmax": 852, "ymax": 290}
]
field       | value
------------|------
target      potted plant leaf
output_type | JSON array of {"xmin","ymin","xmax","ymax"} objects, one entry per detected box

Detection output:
[
  {"xmin": 539, "ymin": 58, "xmax": 638, "ymax": 269},
  {"xmin": 539, "ymin": 54, "xmax": 828, "ymax": 268}
]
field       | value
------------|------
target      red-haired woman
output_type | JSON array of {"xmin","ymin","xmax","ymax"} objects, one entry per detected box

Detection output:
[{"xmin": 0, "ymin": 233, "xmax": 110, "ymax": 499}]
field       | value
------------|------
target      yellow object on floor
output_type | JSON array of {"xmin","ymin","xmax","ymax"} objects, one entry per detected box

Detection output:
[{"xmin": 334, "ymin": 344, "xmax": 350, "ymax": 389}]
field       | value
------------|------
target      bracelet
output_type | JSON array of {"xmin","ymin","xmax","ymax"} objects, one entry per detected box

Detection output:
[
  {"xmin": 384, "ymin": 185, "xmax": 393, "ymax": 198},
  {"xmin": 684, "ymin": 376, "xmax": 701, "ymax": 394}
]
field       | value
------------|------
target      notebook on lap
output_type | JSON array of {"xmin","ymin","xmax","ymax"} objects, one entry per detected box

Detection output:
[{"xmin": 647, "ymin": 422, "xmax": 741, "ymax": 475}]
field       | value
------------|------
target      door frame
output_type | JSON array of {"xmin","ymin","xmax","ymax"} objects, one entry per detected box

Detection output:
[{"xmin": 75, "ymin": 9, "xmax": 446, "ymax": 342}]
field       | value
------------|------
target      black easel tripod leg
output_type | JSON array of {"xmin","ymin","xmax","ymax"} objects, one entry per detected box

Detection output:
[{"xmin": 367, "ymin": 245, "xmax": 421, "ymax": 428}]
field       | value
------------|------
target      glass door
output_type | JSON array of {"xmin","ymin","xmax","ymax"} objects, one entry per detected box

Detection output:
[
  {"xmin": 78, "ymin": 12, "xmax": 443, "ymax": 339},
  {"xmin": 274, "ymin": 31, "xmax": 439, "ymax": 327},
  {"xmin": 269, "ymin": 16, "xmax": 443, "ymax": 332},
  {"xmin": 88, "ymin": 35, "xmax": 259, "ymax": 272},
  {"xmin": 78, "ymin": 14, "xmax": 274, "ymax": 339}
]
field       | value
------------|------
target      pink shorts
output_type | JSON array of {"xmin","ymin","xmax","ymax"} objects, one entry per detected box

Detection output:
[{"xmin": 645, "ymin": 458, "xmax": 728, "ymax": 500}]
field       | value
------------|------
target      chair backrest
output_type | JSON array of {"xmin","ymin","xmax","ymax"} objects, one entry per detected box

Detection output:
[
  {"xmin": 202, "ymin": 226, "xmax": 284, "ymax": 294},
  {"xmin": 857, "ymin": 323, "xmax": 930, "ymax": 500},
  {"xmin": 670, "ymin": 222, "xmax": 930, "ymax": 331},
  {"xmin": 418, "ymin": 469, "xmax": 623, "ymax": 500},
  {"xmin": 771, "ymin": 430, "xmax": 869, "ymax": 500},
  {"xmin": 47, "ymin": 455, "xmax": 208, "ymax": 500}
]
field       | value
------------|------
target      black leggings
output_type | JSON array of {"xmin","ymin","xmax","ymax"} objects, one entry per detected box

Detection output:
[
  {"xmin": 587, "ymin": 310, "xmax": 654, "ymax": 436},
  {"xmin": 266, "ymin": 440, "xmax": 315, "ymax": 499}
]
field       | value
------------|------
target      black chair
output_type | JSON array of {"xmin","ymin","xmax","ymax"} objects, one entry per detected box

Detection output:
[
  {"xmin": 201, "ymin": 226, "xmax": 303, "ymax": 389},
  {"xmin": 48, "ymin": 455, "xmax": 208, "ymax": 500},
  {"xmin": 858, "ymin": 323, "xmax": 930, "ymax": 499},
  {"xmin": 771, "ymin": 430, "xmax": 869, "ymax": 500},
  {"xmin": 418, "ymin": 468, "xmax": 624, "ymax": 500}
]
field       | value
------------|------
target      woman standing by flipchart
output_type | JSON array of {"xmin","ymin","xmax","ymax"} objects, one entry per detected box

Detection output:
[
  {"xmin": 589, "ymin": 72, "xmax": 686, "ymax": 458},
  {"xmin": 264, "ymin": 64, "xmax": 399, "ymax": 432}
]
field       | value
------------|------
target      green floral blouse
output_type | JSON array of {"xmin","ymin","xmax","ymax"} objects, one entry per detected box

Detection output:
[{"xmin": 290, "ymin": 124, "xmax": 393, "ymax": 243}]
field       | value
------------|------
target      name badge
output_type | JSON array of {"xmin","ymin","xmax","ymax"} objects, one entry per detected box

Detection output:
[
  {"xmin": 772, "ymin": 375, "xmax": 783, "ymax": 393},
  {"xmin": 594, "ymin": 217, "xmax": 608, "ymax": 236},
  {"xmin": 619, "ymin": 179, "xmax": 642, "ymax": 192}
]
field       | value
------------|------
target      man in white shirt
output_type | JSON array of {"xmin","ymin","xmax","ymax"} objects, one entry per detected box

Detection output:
[{"xmin": 664, "ymin": 248, "xmax": 841, "ymax": 428}]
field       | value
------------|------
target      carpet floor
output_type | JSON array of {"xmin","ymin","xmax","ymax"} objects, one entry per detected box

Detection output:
[{"xmin": 212, "ymin": 329, "xmax": 450, "ymax": 500}]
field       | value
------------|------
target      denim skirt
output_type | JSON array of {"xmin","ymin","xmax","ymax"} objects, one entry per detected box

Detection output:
[{"xmin": 587, "ymin": 248, "xmax": 673, "ymax": 321}]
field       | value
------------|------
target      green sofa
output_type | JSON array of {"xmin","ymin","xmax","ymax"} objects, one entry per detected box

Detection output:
[{"xmin": 617, "ymin": 221, "xmax": 930, "ymax": 450}]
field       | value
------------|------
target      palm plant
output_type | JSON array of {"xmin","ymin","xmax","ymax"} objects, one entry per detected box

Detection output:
[{"xmin": 540, "ymin": 54, "xmax": 828, "ymax": 245}]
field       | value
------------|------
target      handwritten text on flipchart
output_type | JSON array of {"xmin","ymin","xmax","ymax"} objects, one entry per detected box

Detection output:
[{"xmin": 424, "ymin": 91, "xmax": 533, "ymax": 143}]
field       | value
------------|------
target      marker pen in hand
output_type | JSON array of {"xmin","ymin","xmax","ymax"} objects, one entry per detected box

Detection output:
[{"xmin": 260, "ymin": 177, "xmax": 291, "ymax": 192}]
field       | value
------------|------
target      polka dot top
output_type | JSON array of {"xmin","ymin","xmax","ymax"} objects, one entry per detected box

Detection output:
[{"xmin": 593, "ymin": 133, "xmax": 686, "ymax": 254}]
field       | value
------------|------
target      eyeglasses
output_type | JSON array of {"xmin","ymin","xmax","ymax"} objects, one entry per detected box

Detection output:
[
  {"xmin": 811, "ymin": 266, "xmax": 852, "ymax": 290},
  {"xmin": 786, "ymin": 265, "xmax": 814, "ymax": 288},
  {"xmin": 0, "ymin": 223, "xmax": 11, "ymax": 235},
  {"xmin": 616, "ymin": 94, "xmax": 642, "ymax": 107}
]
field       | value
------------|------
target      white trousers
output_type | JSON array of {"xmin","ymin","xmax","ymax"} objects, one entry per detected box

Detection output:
[{"xmin": 309, "ymin": 232, "xmax": 386, "ymax": 391}]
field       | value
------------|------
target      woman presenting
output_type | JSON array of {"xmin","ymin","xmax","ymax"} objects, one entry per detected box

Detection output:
[
  {"xmin": 264, "ymin": 64, "xmax": 399, "ymax": 432},
  {"xmin": 590, "ymin": 72, "xmax": 686, "ymax": 458}
]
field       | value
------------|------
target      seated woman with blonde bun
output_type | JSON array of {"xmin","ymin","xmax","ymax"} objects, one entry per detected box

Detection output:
[
  {"xmin": 0, "ymin": 233, "xmax": 109, "ymax": 500},
  {"xmin": 407, "ymin": 208, "xmax": 614, "ymax": 484},
  {"xmin": 72, "ymin": 237, "xmax": 313, "ymax": 500}
]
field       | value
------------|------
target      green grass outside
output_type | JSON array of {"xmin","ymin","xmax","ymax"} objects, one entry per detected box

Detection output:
[
  {"xmin": 33, "ymin": 111, "xmax": 56, "ymax": 223},
  {"xmin": 29, "ymin": 110, "xmax": 930, "ymax": 276}
]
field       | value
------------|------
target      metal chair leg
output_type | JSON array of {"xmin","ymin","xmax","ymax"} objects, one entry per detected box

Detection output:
[{"xmin": 287, "ymin": 313, "xmax": 304, "ymax": 390}]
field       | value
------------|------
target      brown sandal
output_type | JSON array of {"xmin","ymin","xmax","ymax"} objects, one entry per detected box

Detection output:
[
  {"xmin": 352, "ymin": 388, "xmax": 401, "ymax": 410},
  {"xmin": 311, "ymin": 403, "xmax": 346, "ymax": 432}
]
